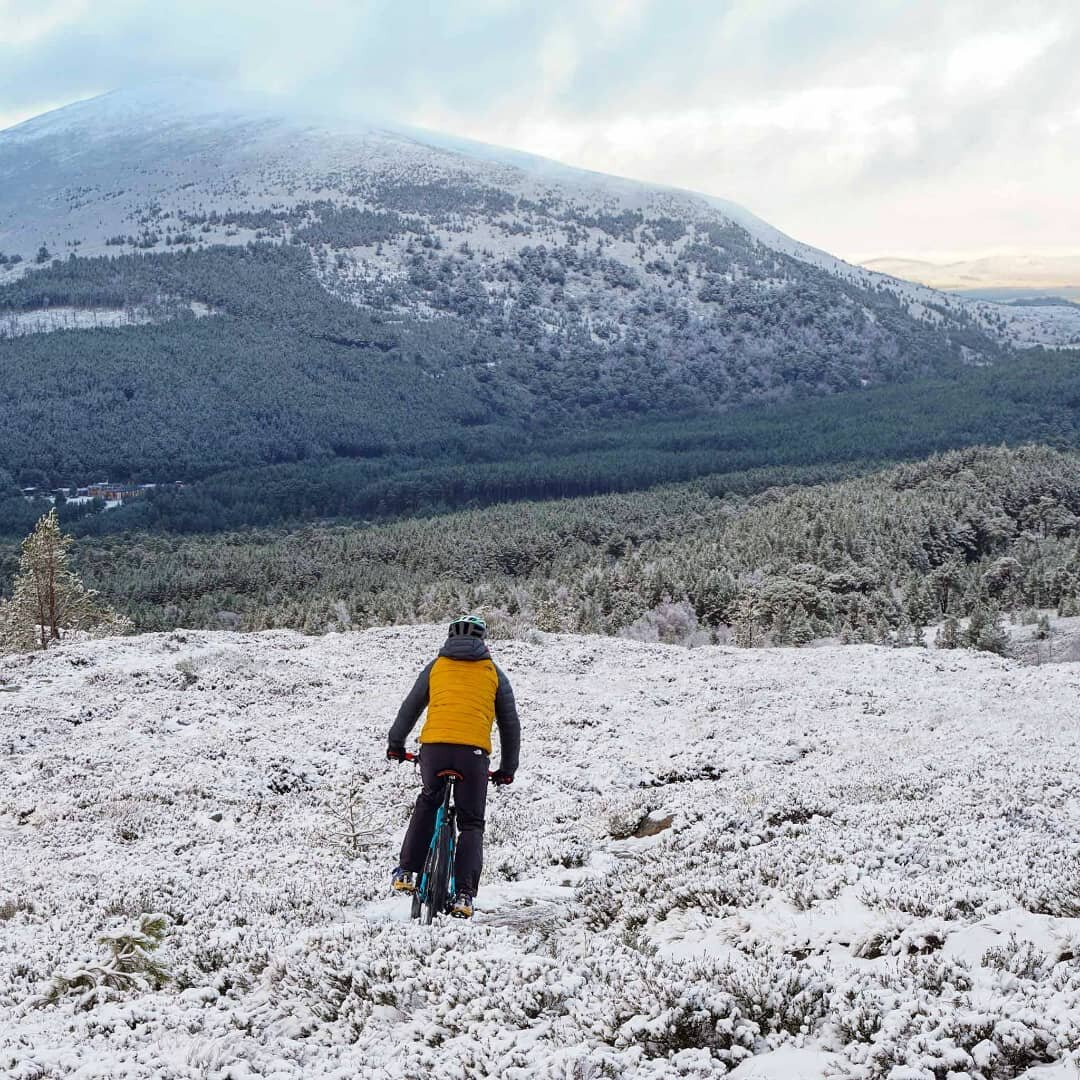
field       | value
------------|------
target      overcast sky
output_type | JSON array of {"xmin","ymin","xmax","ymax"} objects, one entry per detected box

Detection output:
[{"xmin": 1, "ymin": 0, "xmax": 1078, "ymax": 262}]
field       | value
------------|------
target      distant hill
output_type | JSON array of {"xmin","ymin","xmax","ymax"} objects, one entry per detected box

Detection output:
[
  {"xmin": 861, "ymin": 252, "xmax": 1080, "ymax": 289},
  {"xmin": 862, "ymin": 253, "xmax": 1080, "ymax": 296}
]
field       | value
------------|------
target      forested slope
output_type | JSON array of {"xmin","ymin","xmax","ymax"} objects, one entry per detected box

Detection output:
[{"xmin": 8, "ymin": 445, "xmax": 1074, "ymax": 644}]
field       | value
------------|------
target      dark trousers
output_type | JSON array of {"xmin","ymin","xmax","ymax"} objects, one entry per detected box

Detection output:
[{"xmin": 399, "ymin": 742, "xmax": 490, "ymax": 896}]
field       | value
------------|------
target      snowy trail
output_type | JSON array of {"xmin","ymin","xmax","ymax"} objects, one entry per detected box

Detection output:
[{"xmin": 1, "ymin": 626, "xmax": 1079, "ymax": 1078}]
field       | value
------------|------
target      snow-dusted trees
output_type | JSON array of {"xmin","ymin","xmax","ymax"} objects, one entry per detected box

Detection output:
[
  {"xmin": 8, "ymin": 445, "xmax": 1079, "ymax": 652},
  {"xmin": 0, "ymin": 510, "xmax": 131, "ymax": 653}
]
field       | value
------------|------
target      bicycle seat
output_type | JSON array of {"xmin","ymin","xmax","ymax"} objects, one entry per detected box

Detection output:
[{"xmin": 436, "ymin": 769, "xmax": 465, "ymax": 780}]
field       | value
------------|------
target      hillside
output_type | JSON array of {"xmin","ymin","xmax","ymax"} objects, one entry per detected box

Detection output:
[
  {"xmin": 1, "ymin": 625, "xmax": 1078, "ymax": 1077},
  {"xmin": 0, "ymin": 80, "xmax": 1016, "ymax": 499}
]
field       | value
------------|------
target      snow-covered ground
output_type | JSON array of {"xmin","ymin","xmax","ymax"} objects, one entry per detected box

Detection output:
[
  {"xmin": 0, "ymin": 301, "xmax": 215, "ymax": 339},
  {"xmin": 1, "ymin": 626, "xmax": 1079, "ymax": 1078}
]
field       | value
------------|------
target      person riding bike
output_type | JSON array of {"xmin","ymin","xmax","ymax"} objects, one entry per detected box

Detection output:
[{"xmin": 387, "ymin": 615, "xmax": 520, "ymax": 919}]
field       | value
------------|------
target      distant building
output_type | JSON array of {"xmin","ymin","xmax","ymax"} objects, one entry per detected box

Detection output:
[
  {"xmin": 87, "ymin": 482, "xmax": 146, "ymax": 502},
  {"xmin": 21, "ymin": 480, "xmax": 172, "ymax": 508}
]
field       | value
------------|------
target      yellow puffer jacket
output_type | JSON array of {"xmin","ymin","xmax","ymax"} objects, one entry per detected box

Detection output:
[{"xmin": 419, "ymin": 656, "xmax": 499, "ymax": 752}]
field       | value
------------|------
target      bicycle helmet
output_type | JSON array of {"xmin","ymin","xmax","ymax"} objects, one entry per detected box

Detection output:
[{"xmin": 448, "ymin": 614, "xmax": 487, "ymax": 639}]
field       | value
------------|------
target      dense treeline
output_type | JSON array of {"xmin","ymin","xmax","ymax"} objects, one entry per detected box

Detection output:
[
  {"xmin": 0, "ymin": 245, "xmax": 542, "ymax": 484},
  {"xmin": 5, "ymin": 447, "xmax": 1076, "ymax": 650},
  {"xmin": 4, "ymin": 345, "xmax": 1078, "ymax": 538}
]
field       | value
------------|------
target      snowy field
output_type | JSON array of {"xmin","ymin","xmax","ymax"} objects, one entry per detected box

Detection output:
[{"xmin": 1, "ymin": 626, "xmax": 1079, "ymax": 1078}]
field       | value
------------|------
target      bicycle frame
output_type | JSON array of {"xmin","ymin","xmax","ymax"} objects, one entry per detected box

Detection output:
[{"xmin": 416, "ymin": 774, "xmax": 457, "ymax": 912}]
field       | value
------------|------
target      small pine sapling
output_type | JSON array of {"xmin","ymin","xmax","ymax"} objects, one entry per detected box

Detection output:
[
  {"xmin": 40, "ymin": 913, "xmax": 170, "ymax": 1011},
  {"xmin": 315, "ymin": 774, "xmax": 389, "ymax": 857}
]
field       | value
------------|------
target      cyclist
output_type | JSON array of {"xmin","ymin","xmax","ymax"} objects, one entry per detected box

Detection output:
[{"xmin": 386, "ymin": 615, "xmax": 520, "ymax": 919}]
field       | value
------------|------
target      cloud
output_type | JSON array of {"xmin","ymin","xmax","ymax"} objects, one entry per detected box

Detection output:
[
  {"xmin": 0, "ymin": 0, "xmax": 1077, "ymax": 259},
  {"xmin": 0, "ymin": 0, "xmax": 89, "ymax": 47}
]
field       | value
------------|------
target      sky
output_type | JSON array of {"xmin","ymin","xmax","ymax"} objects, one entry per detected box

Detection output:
[{"xmin": 1, "ymin": 0, "xmax": 1078, "ymax": 263}]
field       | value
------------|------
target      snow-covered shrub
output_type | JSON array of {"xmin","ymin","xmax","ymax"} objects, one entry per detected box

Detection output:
[
  {"xmin": 0, "ymin": 896, "xmax": 35, "ymax": 922},
  {"xmin": 174, "ymin": 926, "xmax": 279, "ymax": 992},
  {"xmin": 577, "ymin": 850, "xmax": 755, "ymax": 933},
  {"xmin": 837, "ymin": 997, "xmax": 1063, "ymax": 1080},
  {"xmin": 982, "ymin": 936, "xmax": 1051, "ymax": 981},
  {"xmin": 563, "ymin": 950, "xmax": 762, "ymax": 1068},
  {"xmin": 857, "ymin": 881, "xmax": 1003, "ymax": 922},
  {"xmin": 763, "ymin": 800, "xmax": 833, "ymax": 828},
  {"xmin": 604, "ymin": 794, "xmax": 658, "ymax": 840},
  {"xmin": 850, "ymin": 921, "xmax": 910, "ymax": 960},
  {"xmin": 832, "ymin": 985, "xmax": 889, "ymax": 1044},
  {"xmin": 39, "ymin": 914, "xmax": 169, "ymax": 1011},
  {"xmin": 906, "ymin": 954, "xmax": 974, "ymax": 994},
  {"xmin": 1026, "ymin": 870, "xmax": 1080, "ymax": 918},
  {"xmin": 893, "ymin": 919, "xmax": 950, "ymax": 956},
  {"xmin": 716, "ymin": 952, "xmax": 830, "ymax": 1037},
  {"xmin": 261, "ymin": 923, "xmax": 762, "ymax": 1072},
  {"xmin": 618, "ymin": 599, "xmax": 712, "ymax": 647}
]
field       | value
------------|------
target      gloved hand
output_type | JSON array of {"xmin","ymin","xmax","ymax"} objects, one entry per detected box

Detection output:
[
  {"xmin": 491, "ymin": 770, "xmax": 514, "ymax": 786},
  {"xmin": 387, "ymin": 746, "xmax": 407, "ymax": 762}
]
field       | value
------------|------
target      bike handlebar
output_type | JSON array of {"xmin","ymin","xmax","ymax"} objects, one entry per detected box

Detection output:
[{"xmin": 399, "ymin": 750, "xmax": 500, "ymax": 782}]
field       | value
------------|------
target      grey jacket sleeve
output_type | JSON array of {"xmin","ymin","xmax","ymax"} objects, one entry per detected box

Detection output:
[
  {"xmin": 387, "ymin": 661, "xmax": 434, "ymax": 749},
  {"xmin": 493, "ymin": 665, "xmax": 520, "ymax": 775}
]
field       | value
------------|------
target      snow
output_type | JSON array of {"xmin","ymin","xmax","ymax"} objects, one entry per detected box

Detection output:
[
  {"xmin": 0, "ymin": 301, "xmax": 215, "ymax": 339},
  {"xmin": 728, "ymin": 1046, "xmax": 836, "ymax": 1079},
  {"xmin": 1, "ymin": 625, "xmax": 1079, "ymax": 1077}
]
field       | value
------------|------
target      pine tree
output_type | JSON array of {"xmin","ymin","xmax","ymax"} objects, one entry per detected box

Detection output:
[
  {"xmin": 963, "ymin": 605, "xmax": 990, "ymax": 650},
  {"xmin": 0, "ymin": 597, "xmax": 34, "ymax": 653},
  {"xmin": 935, "ymin": 616, "xmax": 961, "ymax": 649},
  {"xmin": 788, "ymin": 604, "xmax": 815, "ymax": 646},
  {"xmin": 733, "ymin": 590, "xmax": 765, "ymax": 647},
  {"xmin": 972, "ymin": 606, "xmax": 1010, "ymax": 656},
  {"xmin": 0, "ymin": 510, "xmax": 131, "ymax": 653},
  {"xmin": 902, "ymin": 577, "xmax": 935, "ymax": 625}
]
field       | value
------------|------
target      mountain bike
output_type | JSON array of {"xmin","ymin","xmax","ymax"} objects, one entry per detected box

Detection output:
[{"xmin": 402, "ymin": 751, "xmax": 493, "ymax": 924}]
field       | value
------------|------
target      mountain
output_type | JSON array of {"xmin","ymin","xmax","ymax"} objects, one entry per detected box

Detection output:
[
  {"xmin": 2, "ymin": 624, "xmax": 1078, "ymax": 1075},
  {"xmin": 1, "ymin": 80, "xmax": 1076, "ymax": 529}
]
